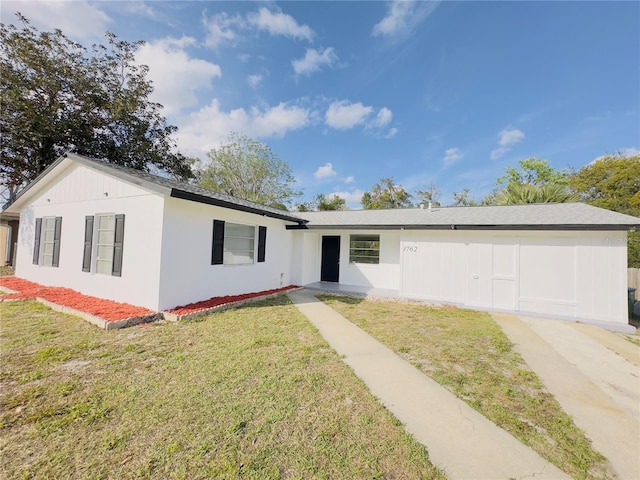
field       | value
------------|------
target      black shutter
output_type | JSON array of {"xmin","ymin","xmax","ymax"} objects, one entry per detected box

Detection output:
[
  {"xmin": 258, "ymin": 226, "xmax": 267, "ymax": 263},
  {"xmin": 82, "ymin": 216, "xmax": 94, "ymax": 272},
  {"xmin": 33, "ymin": 218, "xmax": 42, "ymax": 264},
  {"xmin": 212, "ymin": 220, "xmax": 225, "ymax": 265},
  {"xmin": 52, "ymin": 217, "xmax": 62, "ymax": 267},
  {"xmin": 112, "ymin": 214, "xmax": 125, "ymax": 277}
]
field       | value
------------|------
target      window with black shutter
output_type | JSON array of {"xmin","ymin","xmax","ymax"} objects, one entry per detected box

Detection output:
[
  {"xmin": 82, "ymin": 213, "xmax": 125, "ymax": 276},
  {"xmin": 82, "ymin": 216, "xmax": 94, "ymax": 272},
  {"xmin": 33, "ymin": 218, "xmax": 42, "ymax": 264},
  {"xmin": 258, "ymin": 226, "xmax": 267, "ymax": 263},
  {"xmin": 212, "ymin": 220, "xmax": 225, "ymax": 265}
]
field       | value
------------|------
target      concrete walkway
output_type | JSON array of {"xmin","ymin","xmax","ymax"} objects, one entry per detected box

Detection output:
[
  {"xmin": 493, "ymin": 314, "xmax": 640, "ymax": 480},
  {"xmin": 288, "ymin": 289, "xmax": 568, "ymax": 480}
]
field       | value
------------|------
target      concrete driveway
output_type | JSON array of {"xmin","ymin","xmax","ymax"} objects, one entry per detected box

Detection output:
[{"xmin": 493, "ymin": 314, "xmax": 640, "ymax": 480}]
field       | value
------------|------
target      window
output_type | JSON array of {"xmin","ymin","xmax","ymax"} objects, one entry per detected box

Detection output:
[
  {"xmin": 349, "ymin": 234, "xmax": 380, "ymax": 264},
  {"xmin": 82, "ymin": 214, "xmax": 125, "ymax": 276},
  {"xmin": 211, "ymin": 220, "xmax": 267, "ymax": 265},
  {"xmin": 33, "ymin": 216, "xmax": 62, "ymax": 267},
  {"xmin": 96, "ymin": 214, "xmax": 116, "ymax": 274}
]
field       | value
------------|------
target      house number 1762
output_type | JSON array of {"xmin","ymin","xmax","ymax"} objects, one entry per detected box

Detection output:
[{"xmin": 403, "ymin": 245, "xmax": 418, "ymax": 253}]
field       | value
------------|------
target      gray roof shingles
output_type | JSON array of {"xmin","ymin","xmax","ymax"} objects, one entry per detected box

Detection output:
[
  {"xmin": 66, "ymin": 153, "xmax": 306, "ymax": 223},
  {"xmin": 296, "ymin": 203, "xmax": 640, "ymax": 230},
  {"xmin": 6, "ymin": 153, "xmax": 640, "ymax": 231}
]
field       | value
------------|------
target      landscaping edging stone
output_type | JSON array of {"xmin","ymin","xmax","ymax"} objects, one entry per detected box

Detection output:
[
  {"xmin": 35, "ymin": 297, "xmax": 163, "ymax": 330},
  {"xmin": 163, "ymin": 287, "xmax": 304, "ymax": 322},
  {"xmin": 2, "ymin": 280, "xmax": 303, "ymax": 329}
]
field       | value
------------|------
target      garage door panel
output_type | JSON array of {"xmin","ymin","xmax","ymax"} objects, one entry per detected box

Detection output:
[{"xmin": 519, "ymin": 239, "xmax": 576, "ymax": 308}]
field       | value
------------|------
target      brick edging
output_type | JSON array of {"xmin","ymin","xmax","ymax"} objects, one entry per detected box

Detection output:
[
  {"xmin": 35, "ymin": 297, "xmax": 162, "ymax": 330},
  {"xmin": 163, "ymin": 287, "xmax": 305, "ymax": 322},
  {"xmin": 3, "ymin": 286, "xmax": 304, "ymax": 329}
]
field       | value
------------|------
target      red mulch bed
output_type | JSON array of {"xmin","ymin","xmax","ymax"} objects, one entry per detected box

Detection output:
[
  {"xmin": 0, "ymin": 277, "xmax": 154, "ymax": 322},
  {"xmin": 167, "ymin": 285, "xmax": 300, "ymax": 316}
]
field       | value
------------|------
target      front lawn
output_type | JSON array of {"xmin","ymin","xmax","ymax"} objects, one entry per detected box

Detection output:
[
  {"xmin": 0, "ymin": 298, "xmax": 444, "ymax": 479},
  {"xmin": 319, "ymin": 294, "xmax": 612, "ymax": 480}
]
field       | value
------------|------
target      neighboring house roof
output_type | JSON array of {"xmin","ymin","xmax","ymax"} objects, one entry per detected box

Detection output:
[
  {"xmin": 294, "ymin": 203, "xmax": 640, "ymax": 231},
  {"xmin": 4, "ymin": 153, "xmax": 306, "ymax": 224}
]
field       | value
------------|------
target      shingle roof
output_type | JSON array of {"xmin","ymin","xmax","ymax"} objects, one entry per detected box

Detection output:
[
  {"xmin": 295, "ymin": 203, "xmax": 640, "ymax": 231},
  {"xmin": 6, "ymin": 153, "xmax": 306, "ymax": 224},
  {"xmin": 6, "ymin": 153, "xmax": 639, "ymax": 231}
]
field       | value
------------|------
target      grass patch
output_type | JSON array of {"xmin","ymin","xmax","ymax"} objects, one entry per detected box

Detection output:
[
  {"xmin": 0, "ymin": 298, "xmax": 444, "ymax": 479},
  {"xmin": 619, "ymin": 332, "xmax": 640, "ymax": 346},
  {"xmin": 319, "ymin": 294, "xmax": 612, "ymax": 480},
  {"xmin": 0, "ymin": 265, "xmax": 14, "ymax": 278}
]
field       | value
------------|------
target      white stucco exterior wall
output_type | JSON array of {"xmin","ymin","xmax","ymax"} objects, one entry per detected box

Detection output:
[
  {"xmin": 156, "ymin": 197, "xmax": 295, "ymax": 311},
  {"xmin": 14, "ymin": 163, "xmax": 165, "ymax": 310},
  {"xmin": 295, "ymin": 230, "xmax": 400, "ymax": 290}
]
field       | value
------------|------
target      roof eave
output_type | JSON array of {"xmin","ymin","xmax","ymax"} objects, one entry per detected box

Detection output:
[
  {"xmin": 287, "ymin": 223, "xmax": 639, "ymax": 231},
  {"xmin": 170, "ymin": 189, "xmax": 305, "ymax": 224}
]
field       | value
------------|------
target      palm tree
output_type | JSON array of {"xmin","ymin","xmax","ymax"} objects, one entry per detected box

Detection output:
[{"xmin": 494, "ymin": 183, "xmax": 578, "ymax": 205}]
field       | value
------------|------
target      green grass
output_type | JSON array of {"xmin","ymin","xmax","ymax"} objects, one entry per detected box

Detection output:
[
  {"xmin": 0, "ymin": 298, "xmax": 444, "ymax": 480},
  {"xmin": 0, "ymin": 265, "xmax": 14, "ymax": 277},
  {"xmin": 319, "ymin": 294, "xmax": 613, "ymax": 480}
]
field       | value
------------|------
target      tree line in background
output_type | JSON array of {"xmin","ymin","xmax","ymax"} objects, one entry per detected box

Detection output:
[{"xmin": 2, "ymin": 16, "xmax": 639, "ymax": 266}]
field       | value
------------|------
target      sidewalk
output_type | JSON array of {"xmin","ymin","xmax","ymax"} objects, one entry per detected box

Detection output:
[
  {"xmin": 288, "ymin": 289, "xmax": 568, "ymax": 480},
  {"xmin": 493, "ymin": 313, "xmax": 640, "ymax": 480}
]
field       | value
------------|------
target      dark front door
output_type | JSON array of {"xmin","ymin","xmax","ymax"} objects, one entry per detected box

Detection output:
[{"xmin": 321, "ymin": 236, "xmax": 340, "ymax": 282}]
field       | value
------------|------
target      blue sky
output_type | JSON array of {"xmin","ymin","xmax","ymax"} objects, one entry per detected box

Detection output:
[{"xmin": 2, "ymin": 1, "xmax": 638, "ymax": 207}]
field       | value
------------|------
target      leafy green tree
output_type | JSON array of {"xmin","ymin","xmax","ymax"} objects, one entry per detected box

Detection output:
[
  {"xmin": 568, "ymin": 154, "xmax": 640, "ymax": 216},
  {"xmin": 361, "ymin": 177, "xmax": 413, "ymax": 209},
  {"xmin": 199, "ymin": 133, "xmax": 301, "ymax": 208},
  {"xmin": 0, "ymin": 14, "xmax": 192, "ymax": 205},
  {"xmin": 451, "ymin": 188, "xmax": 478, "ymax": 206},
  {"xmin": 486, "ymin": 158, "xmax": 574, "ymax": 205},
  {"xmin": 296, "ymin": 194, "xmax": 348, "ymax": 212},
  {"xmin": 569, "ymin": 153, "xmax": 640, "ymax": 267},
  {"xmin": 497, "ymin": 157, "xmax": 570, "ymax": 187},
  {"xmin": 316, "ymin": 194, "xmax": 347, "ymax": 211},
  {"xmin": 415, "ymin": 183, "xmax": 442, "ymax": 207}
]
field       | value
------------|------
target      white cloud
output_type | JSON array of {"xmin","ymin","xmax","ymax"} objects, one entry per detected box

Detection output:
[
  {"xmin": 591, "ymin": 147, "xmax": 640, "ymax": 164},
  {"xmin": 248, "ymin": 7, "xmax": 314, "ymax": 41},
  {"xmin": 204, "ymin": 12, "xmax": 244, "ymax": 48},
  {"xmin": 372, "ymin": 0, "xmax": 414, "ymax": 37},
  {"xmin": 1, "ymin": 0, "xmax": 110, "ymax": 40},
  {"xmin": 386, "ymin": 128, "xmax": 399, "ymax": 139},
  {"xmin": 619, "ymin": 147, "xmax": 640, "ymax": 157},
  {"xmin": 325, "ymin": 101, "xmax": 373, "ymax": 129},
  {"xmin": 136, "ymin": 37, "xmax": 222, "ymax": 116},
  {"xmin": 372, "ymin": 0, "xmax": 440, "ymax": 39},
  {"xmin": 247, "ymin": 74, "xmax": 263, "ymax": 88},
  {"xmin": 343, "ymin": 176, "xmax": 355, "ymax": 184},
  {"xmin": 491, "ymin": 127, "xmax": 525, "ymax": 160},
  {"xmin": 372, "ymin": 107, "xmax": 393, "ymax": 128},
  {"xmin": 443, "ymin": 147, "xmax": 463, "ymax": 165},
  {"xmin": 498, "ymin": 127, "xmax": 525, "ymax": 146},
  {"xmin": 490, "ymin": 147, "xmax": 509, "ymax": 161},
  {"xmin": 292, "ymin": 47, "xmax": 338, "ymax": 76},
  {"xmin": 331, "ymin": 189, "xmax": 365, "ymax": 208},
  {"xmin": 314, "ymin": 163, "xmax": 337, "ymax": 179},
  {"xmin": 177, "ymin": 100, "xmax": 310, "ymax": 157},
  {"xmin": 124, "ymin": 1, "xmax": 156, "ymax": 19}
]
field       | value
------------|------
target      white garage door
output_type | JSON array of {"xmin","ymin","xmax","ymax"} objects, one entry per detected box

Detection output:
[{"xmin": 518, "ymin": 238, "xmax": 577, "ymax": 317}]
